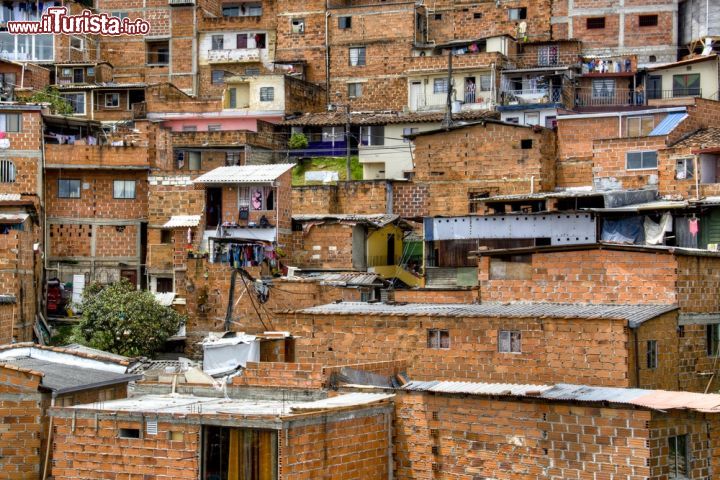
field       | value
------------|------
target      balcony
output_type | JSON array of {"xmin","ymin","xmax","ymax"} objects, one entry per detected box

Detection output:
[
  {"xmin": 647, "ymin": 88, "xmax": 705, "ymax": 107},
  {"xmin": 510, "ymin": 50, "xmax": 581, "ymax": 70},
  {"xmin": 44, "ymin": 144, "xmax": 151, "ymax": 169},
  {"xmin": 168, "ymin": 0, "xmax": 195, "ymax": 5},
  {"xmin": 574, "ymin": 87, "xmax": 641, "ymax": 109},
  {"xmin": 207, "ymin": 48, "xmax": 261, "ymax": 64},
  {"xmin": 410, "ymin": 91, "xmax": 492, "ymax": 113},
  {"xmin": 406, "ymin": 51, "xmax": 505, "ymax": 74},
  {"xmin": 500, "ymin": 87, "xmax": 562, "ymax": 106}
]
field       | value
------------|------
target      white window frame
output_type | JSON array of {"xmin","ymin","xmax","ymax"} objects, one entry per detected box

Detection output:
[
  {"xmin": 349, "ymin": 46, "xmax": 366, "ymax": 67},
  {"xmin": 0, "ymin": 159, "xmax": 15, "ymax": 183},
  {"xmin": 113, "ymin": 180, "xmax": 136, "ymax": 199},
  {"xmin": 211, "ymin": 35, "xmax": 224, "ymax": 51},
  {"xmin": 348, "ymin": 82, "xmax": 362, "ymax": 98},
  {"xmin": 433, "ymin": 78, "xmax": 448, "ymax": 94},
  {"xmin": 626, "ymin": 150, "xmax": 658, "ymax": 170},
  {"xmin": 70, "ymin": 36, "xmax": 84, "ymax": 51},
  {"xmin": 427, "ymin": 329, "xmax": 450, "ymax": 349},
  {"xmin": 675, "ymin": 157, "xmax": 695, "ymax": 180},
  {"xmin": 498, "ymin": 330, "xmax": 522, "ymax": 353},
  {"xmin": 291, "ymin": 18, "xmax": 305, "ymax": 34},
  {"xmin": 60, "ymin": 93, "xmax": 86, "ymax": 115},
  {"xmin": 104, "ymin": 93, "xmax": 120, "ymax": 108},
  {"xmin": 0, "ymin": 113, "xmax": 21, "ymax": 132}
]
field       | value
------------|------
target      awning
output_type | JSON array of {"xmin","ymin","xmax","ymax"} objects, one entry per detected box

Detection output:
[
  {"xmin": 194, "ymin": 164, "xmax": 295, "ymax": 184},
  {"xmin": 163, "ymin": 215, "xmax": 202, "ymax": 228}
]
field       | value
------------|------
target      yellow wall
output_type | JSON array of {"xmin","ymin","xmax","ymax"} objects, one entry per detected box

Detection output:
[{"xmin": 367, "ymin": 224, "xmax": 405, "ymax": 267}]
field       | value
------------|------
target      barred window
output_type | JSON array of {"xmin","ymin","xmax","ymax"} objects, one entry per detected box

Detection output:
[
  {"xmin": 259, "ymin": 87, "xmax": 274, "ymax": 102},
  {"xmin": 0, "ymin": 159, "xmax": 15, "ymax": 183}
]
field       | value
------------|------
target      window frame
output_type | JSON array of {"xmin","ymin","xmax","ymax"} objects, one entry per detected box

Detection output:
[
  {"xmin": 626, "ymin": 150, "xmax": 658, "ymax": 170},
  {"xmin": 498, "ymin": 330, "xmax": 522, "ymax": 353},
  {"xmin": 58, "ymin": 179, "xmax": 81, "ymax": 199},
  {"xmin": 639, "ymin": 14, "xmax": 658, "ymax": 27},
  {"xmin": 70, "ymin": 36, "xmax": 83, "ymax": 51},
  {"xmin": 146, "ymin": 40, "xmax": 170, "ymax": 66},
  {"xmin": 360, "ymin": 125, "xmax": 385, "ymax": 146},
  {"xmin": 0, "ymin": 113, "xmax": 21, "ymax": 132},
  {"xmin": 347, "ymin": 82, "xmax": 362, "ymax": 98},
  {"xmin": 338, "ymin": 16, "xmax": 352, "ymax": 29},
  {"xmin": 586, "ymin": 17, "xmax": 606, "ymax": 29},
  {"xmin": 291, "ymin": 18, "xmax": 305, "ymax": 34},
  {"xmin": 349, "ymin": 46, "xmax": 366, "ymax": 67},
  {"xmin": 113, "ymin": 180, "xmax": 136, "ymax": 200},
  {"xmin": 626, "ymin": 115, "xmax": 655, "ymax": 137},
  {"xmin": 0, "ymin": 159, "xmax": 15, "ymax": 183},
  {"xmin": 59, "ymin": 93, "xmax": 86, "ymax": 115},
  {"xmin": 672, "ymin": 73, "xmax": 701, "ymax": 97},
  {"xmin": 646, "ymin": 339, "xmax": 658, "ymax": 369},
  {"xmin": 675, "ymin": 157, "xmax": 695, "ymax": 180},
  {"xmin": 508, "ymin": 7, "xmax": 527, "ymax": 20},
  {"xmin": 402, "ymin": 127, "xmax": 418, "ymax": 143},
  {"xmin": 104, "ymin": 92, "xmax": 120, "ymax": 108},
  {"xmin": 427, "ymin": 329, "xmax": 450, "ymax": 349},
  {"xmin": 259, "ymin": 86, "xmax": 274, "ymax": 102},
  {"xmin": 211, "ymin": 35, "xmax": 224, "ymax": 51},
  {"xmin": 668, "ymin": 434, "xmax": 689, "ymax": 479},
  {"xmin": 433, "ymin": 78, "xmax": 448, "ymax": 94},
  {"xmin": 211, "ymin": 70, "xmax": 226, "ymax": 85},
  {"xmin": 707, "ymin": 323, "xmax": 720, "ymax": 357}
]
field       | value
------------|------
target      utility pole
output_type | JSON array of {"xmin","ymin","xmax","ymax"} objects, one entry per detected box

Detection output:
[
  {"xmin": 345, "ymin": 104, "xmax": 351, "ymax": 181},
  {"xmin": 442, "ymin": 49, "xmax": 454, "ymax": 128}
]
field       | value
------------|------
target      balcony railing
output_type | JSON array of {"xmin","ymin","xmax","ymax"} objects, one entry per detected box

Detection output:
[
  {"xmin": 647, "ymin": 88, "xmax": 703, "ymax": 100},
  {"xmin": 500, "ymin": 88, "xmax": 561, "ymax": 105},
  {"xmin": 169, "ymin": 0, "xmax": 195, "ymax": 6},
  {"xmin": 206, "ymin": 48, "xmax": 261, "ymax": 64},
  {"xmin": 410, "ymin": 91, "xmax": 492, "ymax": 112},
  {"xmin": 574, "ymin": 87, "xmax": 641, "ymax": 107},
  {"xmin": 510, "ymin": 51, "xmax": 581, "ymax": 69}
]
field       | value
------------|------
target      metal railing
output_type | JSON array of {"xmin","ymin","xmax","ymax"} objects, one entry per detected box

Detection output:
[
  {"xmin": 206, "ymin": 48, "xmax": 261, "ymax": 63},
  {"xmin": 647, "ymin": 88, "xmax": 703, "ymax": 100},
  {"xmin": 574, "ymin": 87, "xmax": 640, "ymax": 107},
  {"xmin": 501, "ymin": 87, "xmax": 561, "ymax": 105}
]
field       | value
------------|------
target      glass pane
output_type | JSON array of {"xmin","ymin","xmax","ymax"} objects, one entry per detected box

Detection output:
[
  {"xmin": 642, "ymin": 151, "xmax": 657, "ymax": 169},
  {"xmin": 114, "ymin": 181, "xmax": 124, "ymax": 198},
  {"xmin": 627, "ymin": 152, "xmax": 642, "ymax": 169}
]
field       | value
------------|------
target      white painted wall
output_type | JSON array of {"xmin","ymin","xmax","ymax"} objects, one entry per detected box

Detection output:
[{"xmin": 359, "ymin": 122, "xmax": 441, "ymax": 180}]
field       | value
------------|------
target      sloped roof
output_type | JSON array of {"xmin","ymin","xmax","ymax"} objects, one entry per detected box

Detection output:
[
  {"xmin": 162, "ymin": 215, "xmax": 202, "ymax": 228},
  {"xmin": 291, "ymin": 302, "xmax": 678, "ymax": 328},
  {"xmin": 194, "ymin": 164, "xmax": 295, "ymax": 184},
  {"xmin": 671, "ymin": 128, "xmax": 720, "ymax": 150},
  {"xmin": 402, "ymin": 381, "xmax": 720, "ymax": 413},
  {"xmin": 282, "ymin": 110, "xmax": 497, "ymax": 127},
  {"xmin": 292, "ymin": 213, "xmax": 405, "ymax": 228}
]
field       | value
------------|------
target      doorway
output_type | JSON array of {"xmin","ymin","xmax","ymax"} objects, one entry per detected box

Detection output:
[
  {"xmin": 647, "ymin": 75, "xmax": 662, "ymax": 100},
  {"xmin": 410, "ymin": 81, "xmax": 423, "ymax": 111},
  {"xmin": 387, "ymin": 233, "xmax": 396, "ymax": 265},
  {"xmin": 120, "ymin": 269, "xmax": 137, "ymax": 287},
  {"xmin": 206, "ymin": 187, "xmax": 222, "ymax": 227}
]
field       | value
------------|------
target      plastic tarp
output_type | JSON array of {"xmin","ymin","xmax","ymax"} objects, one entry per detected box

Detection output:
[
  {"xmin": 676, "ymin": 216, "xmax": 699, "ymax": 249},
  {"xmin": 202, "ymin": 334, "xmax": 260, "ymax": 376},
  {"xmin": 644, "ymin": 212, "xmax": 673, "ymax": 245},
  {"xmin": 601, "ymin": 216, "xmax": 645, "ymax": 244}
]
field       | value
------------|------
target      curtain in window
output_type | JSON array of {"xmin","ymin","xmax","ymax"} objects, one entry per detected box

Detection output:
[
  {"xmin": 226, "ymin": 429, "xmax": 277, "ymax": 480},
  {"xmin": 349, "ymin": 48, "xmax": 360, "ymax": 66}
]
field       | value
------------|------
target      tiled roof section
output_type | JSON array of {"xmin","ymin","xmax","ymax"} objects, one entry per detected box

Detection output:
[
  {"xmin": 291, "ymin": 302, "xmax": 678, "ymax": 328},
  {"xmin": 0, "ymin": 343, "xmax": 132, "ymax": 366},
  {"xmin": 163, "ymin": 215, "xmax": 202, "ymax": 228},
  {"xmin": 402, "ymin": 381, "xmax": 720, "ymax": 413},
  {"xmin": 292, "ymin": 213, "xmax": 402, "ymax": 228},
  {"xmin": 671, "ymin": 128, "xmax": 720, "ymax": 149},
  {"xmin": 194, "ymin": 164, "xmax": 295, "ymax": 184},
  {"xmin": 281, "ymin": 110, "xmax": 497, "ymax": 127}
]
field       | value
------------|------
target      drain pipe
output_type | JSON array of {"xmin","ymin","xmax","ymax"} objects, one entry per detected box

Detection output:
[
  {"xmin": 695, "ymin": 155, "xmax": 700, "ymax": 200},
  {"xmin": 324, "ymin": 8, "xmax": 331, "ymax": 105},
  {"xmin": 530, "ymin": 175, "xmax": 535, "ymax": 194}
]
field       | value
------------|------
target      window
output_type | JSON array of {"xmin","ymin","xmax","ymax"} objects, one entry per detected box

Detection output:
[
  {"xmin": 104, "ymin": 93, "xmax": 120, "ymax": 108},
  {"xmin": 498, "ymin": 330, "xmax": 521, "ymax": 353},
  {"xmin": 182, "ymin": 125, "xmax": 197, "ymax": 132},
  {"xmin": 208, "ymin": 124, "xmax": 222, "ymax": 132},
  {"xmin": 626, "ymin": 151, "xmax": 658, "ymax": 170},
  {"xmin": 505, "ymin": 117, "xmax": 520, "ymax": 124},
  {"xmin": 0, "ymin": 113, "xmax": 21, "ymax": 132},
  {"xmin": 403, "ymin": 127, "xmax": 418, "ymax": 142},
  {"xmin": 433, "ymin": 78, "xmax": 448, "ymax": 94},
  {"xmin": 113, "ymin": 180, "xmax": 136, "ymax": 199},
  {"xmin": 61, "ymin": 68, "xmax": 72, "ymax": 77},
  {"xmin": 156, "ymin": 277, "xmax": 173, "ymax": 293},
  {"xmin": 473, "ymin": 12, "xmax": 482, "ymax": 19},
  {"xmin": 360, "ymin": 126, "xmax": 385, "ymax": 146},
  {"xmin": 259, "ymin": 86, "xmax": 274, "ymax": 102},
  {"xmin": 673, "ymin": 74, "xmax": 701, "ymax": 97},
  {"xmin": 146, "ymin": 40, "xmax": 169, "ymax": 65},
  {"xmin": 707, "ymin": 324, "xmax": 720, "ymax": 356},
  {"xmin": 668, "ymin": 435, "xmax": 688, "ymax": 478},
  {"xmin": 202, "ymin": 427, "xmax": 278, "ymax": 480},
  {"xmin": 58, "ymin": 179, "xmax": 81, "ymax": 198},
  {"xmin": 646, "ymin": 340, "xmax": 658, "ymax": 369},
  {"xmin": 427, "ymin": 329, "xmax": 450, "ymax": 349},
  {"xmin": 508, "ymin": 8, "xmax": 527, "ymax": 20},
  {"xmin": 434, "ymin": 13, "xmax": 442, "ymax": 20},
  {"xmin": 521, "ymin": 139, "xmax": 533, "ymax": 149},
  {"xmin": 538, "ymin": 45, "xmax": 559, "ymax": 66},
  {"xmin": 70, "ymin": 36, "xmax": 83, "ymax": 50},
  {"xmin": 479, "ymin": 75, "xmax": 492, "ymax": 91},
  {"xmin": 119, "ymin": 428, "xmax": 140, "ymax": 439},
  {"xmin": 291, "ymin": 18, "xmax": 305, "ymax": 34},
  {"xmin": 349, "ymin": 47, "xmax": 366, "ymax": 66},
  {"xmin": 161, "ymin": 229, "xmax": 173, "ymax": 244},
  {"xmin": 587, "ymin": 17, "xmax": 606, "ymax": 29},
  {"xmin": 226, "ymin": 151, "xmax": 241, "ymax": 166},
  {"xmin": 676, "ymin": 157, "xmax": 695, "ymax": 180},
  {"xmin": 112, "ymin": 11, "xmax": 128, "ymax": 19},
  {"xmin": 339, "ymin": 16, "xmax": 352, "ymax": 29},
  {"xmin": 211, "ymin": 70, "xmax": 226, "ymax": 85},
  {"xmin": 0, "ymin": 160, "xmax": 15, "ymax": 183},
  {"xmin": 60, "ymin": 93, "xmax": 85, "ymax": 115},
  {"xmin": 245, "ymin": 186, "xmax": 273, "ymax": 211},
  {"xmin": 228, "ymin": 88, "xmax": 237, "ymax": 108},
  {"xmin": 211, "ymin": 35, "xmax": 224, "ymax": 50},
  {"xmin": 639, "ymin": 14, "xmax": 658, "ymax": 27},
  {"xmin": 348, "ymin": 82, "xmax": 362, "ymax": 98},
  {"xmin": 626, "ymin": 115, "xmax": 655, "ymax": 137},
  {"xmin": 87, "ymin": 67, "xmax": 95, "ymax": 77},
  {"xmin": 592, "ymin": 79, "xmax": 616, "ymax": 99},
  {"xmin": 245, "ymin": 67, "xmax": 260, "ymax": 76}
]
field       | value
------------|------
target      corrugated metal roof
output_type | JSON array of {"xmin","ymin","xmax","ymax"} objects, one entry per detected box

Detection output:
[
  {"xmin": 293, "ymin": 302, "xmax": 678, "ymax": 327},
  {"xmin": 0, "ymin": 295, "xmax": 16, "ymax": 304},
  {"xmin": 482, "ymin": 189, "xmax": 601, "ymax": 202},
  {"xmin": 312, "ymin": 272, "xmax": 382, "ymax": 286},
  {"xmin": 194, "ymin": 164, "xmax": 295, "ymax": 184},
  {"xmin": 0, "ymin": 213, "xmax": 29, "ymax": 223},
  {"xmin": 586, "ymin": 200, "xmax": 688, "ymax": 212},
  {"xmin": 649, "ymin": 112, "xmax": 688, "ymax": 136},
  {"xmin": 292, "ymin": 214, "xmax": 402, "ymax": 228},
  {"xmin": 162, "ymin": 215, "xmax": 202, "ymax": 228},
  {"xmin": 401, "ymin": 381, "xmax": 720, "ymax": 413},
  {"xmin": 4, "ymin": 357, "xmax": 140, "ymax": 394},
  {"xmin": 0, "ymin": 193, "xmax": 21, "ymax": 202}
]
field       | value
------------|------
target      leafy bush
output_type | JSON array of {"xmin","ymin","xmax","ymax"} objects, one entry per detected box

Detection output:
[
  {"xmin": 27, "ymin": 87, "xmax": 74, "ymax": 115},
  {"xmin": 288, "ymin": 132, "xmax": 309, "ymax": 150}
]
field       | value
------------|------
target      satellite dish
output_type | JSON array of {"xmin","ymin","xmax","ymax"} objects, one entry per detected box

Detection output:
[{"xmin": 518, "ymin": 21, "xmax": 528, "ymax": 35}]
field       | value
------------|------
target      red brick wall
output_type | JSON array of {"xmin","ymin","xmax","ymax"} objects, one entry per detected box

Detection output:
[
  {"xmin": 479, "ymin": 249, "xmax": 678, "ymax": 305},
  {"xmin": 0, "ymin": 220, "xmax": 38, "ymax": 343},
  {"xmin": 592, "ymin": 135, "xmax": 668, "ymax": 190},
  {"xmin": 288, "ymin": 223, "xmax": 355, "ymax": 269},
  {"xmin": 0, "ymin": 110, "xmax": 42, "ymax": 200},
  {"xmin": 275, "ymin": 0, "xmax": 328, "ymax": 84},
  {"xmin": 413, "ymin": 123, "xmax": 556, "ymax": 216},
  {"xmin": 0, "ymin": 366, "xmax": 43, "ymax": 480},
  {"xmin": 280, "ymin": 312, "xmax": 636, "ymax": 387},
  {"xmin": 395, "ymin": 391, "xmax": 655, "ymax": 479},
  {"xmin": 233, "ymin": 362, "xmax": 325, "ymax": 389}
]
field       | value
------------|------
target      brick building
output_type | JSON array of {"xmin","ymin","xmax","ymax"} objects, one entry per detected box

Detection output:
[
  {"xmin": 0, "ymin": 343, "xmax": 138, "ymax": 480},
  {"xmin": 50, "ymin": 391, "xmax": 394, "ymax": 479}
]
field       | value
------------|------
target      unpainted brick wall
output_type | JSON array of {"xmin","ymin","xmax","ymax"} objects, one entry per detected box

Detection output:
[{"xmin": 0, "ymin": 220, "xmax": 38, "ymax": 343}]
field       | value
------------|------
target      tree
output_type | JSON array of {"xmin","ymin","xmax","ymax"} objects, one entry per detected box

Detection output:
[
  {"xmin": 288, "ymin": 132, "xmax": 309, "ymax": 150},
  {"xmin": 71, "ymin": 279, "xmax": 185, "ymax": 357},
  {"xmin": 27, "ymin": 87, "xmax": 74, "ymax": 115}
]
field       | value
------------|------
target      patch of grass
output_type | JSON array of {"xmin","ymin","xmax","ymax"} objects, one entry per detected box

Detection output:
[{"xmin": 292, "ymin": 156, "xmax": 363, "ymax": 185}]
